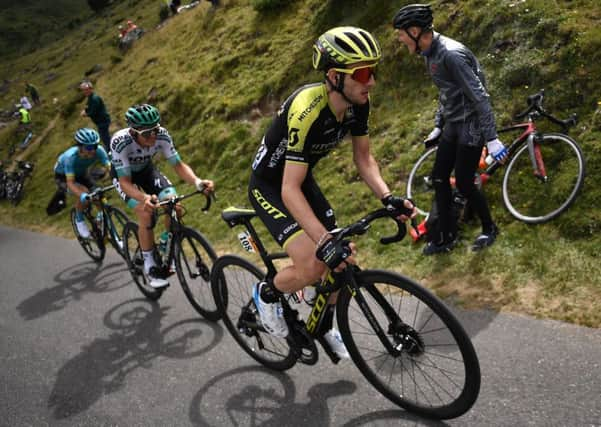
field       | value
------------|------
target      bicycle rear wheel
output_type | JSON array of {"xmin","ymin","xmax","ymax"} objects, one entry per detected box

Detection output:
[
  {"xmin": 211, "ymin": 255, "xmax": 296, "ymax": 371},
  {"xmin": 406, "ymin": 146, "xmax": 440, "ymax": 216},
  {"xmin": 70, "ymin": 208, "xmax": 105, "ymax": 262},
  {"xmin": 122, "ymin": 221, "xmax": 163, "ymax": 301},
  {"xmin": 105, "ymin": 206, "xmax": 129, "ymax": 258},
  {"xmin": 336, "ymin": 270, "xmax": 480, "ymax": 420},
  {"xmin": 175, "ymin": 226, "xmax": 219, "ymax": 321},
  {"xmin": 502, "ymin": 133, "xmax": 585, "ymax": 223}
]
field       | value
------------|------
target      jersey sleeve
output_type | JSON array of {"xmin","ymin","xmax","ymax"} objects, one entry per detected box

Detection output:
[
  {"xmin": 110, "ymin": 134, "xmax": 131, "ymax": 177},
  {"xmin": 350, "ymin": 100, "xmax": 370, "ymax": 137},
  {"xmin": 96, "ymin": 146, "xmax": 111, "ymax": 168},
  {"xmin": 156, "ymin": 128, "xmax": 181, "ymax": 166},
  {"xmin": 284, "ymin": 88, "xmax": 326, "ymax": 166},
  {"xmin": 63, "ymin": 155, "xmax": 76, "ymax": 179}
]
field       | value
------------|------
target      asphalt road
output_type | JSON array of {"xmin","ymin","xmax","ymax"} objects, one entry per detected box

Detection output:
[{"xmin": 1, "ymin": 225, "xmax": 600, "ymax": 426}]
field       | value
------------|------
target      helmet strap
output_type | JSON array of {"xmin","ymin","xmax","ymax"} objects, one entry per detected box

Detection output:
[
  {"xmin": 325, "ymin": 73, "xmax": 354, "ymax": 105},
  {"xmin": 406, "ymin": 28, "xmax": 425, "ymax": 54}
]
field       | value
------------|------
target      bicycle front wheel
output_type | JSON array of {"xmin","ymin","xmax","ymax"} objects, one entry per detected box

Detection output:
[
  {"xmin": 406, "ymin": 146, "xmax": 439, "ymax": 216},
  {"xmin": 105, "ymin": 206, "xmax": 129, "ymax": 258},
  {"xmin": 211, "ymin": 255, "xmax": 296, "ymax": 371},
  {"xmin": 175, "ymin": 227, "xmax": 219, "ymax": 321},
  {"xmin": 122, "ymin": 222, "xmax": 163, "ymax": 301},
  {"xmin": 70, "ymin": 208, "xmax": 105, "ymax": 262},
  {"xmin": 502, "ymin": 133, "xmax": 585, "ymax": 223},
  {"xmin": 337, "ymin": 270, "xmax": 480, "ymax": 420}
]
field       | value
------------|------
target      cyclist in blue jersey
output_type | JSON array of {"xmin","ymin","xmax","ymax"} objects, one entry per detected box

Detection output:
[
  {"xmin": 393, "ymin": 4, "xmax": 508, "ymax": 254},
  {"xmin": 110, "ymin": 104, "xmax": 214, "ymax": 289},
  {"xmin": 248, "ymin": 27, "xmax": 415, "ymax": 355},
  {"xmin": 54, "ymin": 128, "xmax": 111, "ymax": 238}
]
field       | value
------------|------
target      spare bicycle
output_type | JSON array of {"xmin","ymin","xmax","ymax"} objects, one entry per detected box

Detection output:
[
  {"xmin": 211, "ymin": 206, "xmax": 481, "ymax": 420},
  {"xmin": 70, "ymin": 184, "xmax": 129, "ymax": 262},
  {"xmin": 122, "ymin": 190, "xmax": 219, "ymax": 321},
  {"xmin": 407, "ymin": 89, "xmax": 585, "ymax": 224},
  {"xmin": 4, "ymin": 160, "xmax": 34, "ymax": 205}
]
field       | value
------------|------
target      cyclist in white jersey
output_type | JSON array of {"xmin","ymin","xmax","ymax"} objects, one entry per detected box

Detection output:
[{"xmin": 110, "ymin": 104, "xmax": 214, "ymax": 288}]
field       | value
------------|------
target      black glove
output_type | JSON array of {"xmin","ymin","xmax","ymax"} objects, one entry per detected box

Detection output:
[
  {"xmin": 382, "ymin": 195, "xmax": 414, "ymax": 217},
  {"xmin": 316, "ymin": 238, "xmax": 352, "ymax": 270}
]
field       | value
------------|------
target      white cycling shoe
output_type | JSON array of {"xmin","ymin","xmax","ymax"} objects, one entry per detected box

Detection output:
[
  {"xmin": 145, "ymin": 266, "xmax": 169, "ymax": 289},
  {"xmin": 324, "ymin": 328, "xmax": 350, "ymax": 359},
  {"xmin": 253, "ymin": 282, "xmax": 289, "ymax": 338}
]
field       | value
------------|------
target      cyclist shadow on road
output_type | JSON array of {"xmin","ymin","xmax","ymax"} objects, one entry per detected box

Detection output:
[
  {"xmin": 190, "ymin": 365, "xmax": 448, "ymax": 426},
  {"xmin": 47, "ymin": 298, "xmax": 224, "ymax": 420},
  {"xmin": 16, "ymin": 260, "xmax": 130, "ymax": 321}
]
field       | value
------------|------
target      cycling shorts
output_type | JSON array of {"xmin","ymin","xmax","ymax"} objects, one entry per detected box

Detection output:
[
  {"xmin": 113, "ymin": 164, "xmax": 176, "ymax": 208},
  {"xmin": 248, "ymin": 172, "xmax": 336, "ymax": 248}
]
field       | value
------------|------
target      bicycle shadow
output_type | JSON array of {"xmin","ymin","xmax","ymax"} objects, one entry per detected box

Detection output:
[
  {"xmin": 190, "ymin": 365, "xmax": 445, "ymax": 426},
  {"xmin": 47, "ymin": 298, "xmax": 224, "ymax": 419},
  {"xmin": 16, "ymin": 261, "xmax": 130, "ymax": 320}
]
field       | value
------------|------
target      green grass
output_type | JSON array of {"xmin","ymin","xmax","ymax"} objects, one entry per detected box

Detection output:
[{"xmin": 1, "ymin": 0, "xmax": 600, "ymax": 327}]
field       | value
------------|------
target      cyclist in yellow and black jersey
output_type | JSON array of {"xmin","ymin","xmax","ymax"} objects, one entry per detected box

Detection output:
[
  {"xmin": 248, "ymin": 27, "xmax": 415, "ymax": 355},
  {"xmin": 252, "ymin": 82, "xmax": 369, "ymax": 182}
]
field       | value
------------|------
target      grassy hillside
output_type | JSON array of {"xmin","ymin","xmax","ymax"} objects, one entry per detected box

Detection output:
[{"xmin": 1, "ymin": 0, "xmax": 600, "ymax": 327}]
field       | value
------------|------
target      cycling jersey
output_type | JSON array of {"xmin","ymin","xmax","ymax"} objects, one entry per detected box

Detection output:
[
  {"xmin": 54, "ymin": 145, "xmax": 110, "ymax": 179},
  {"xmin": 110, "ymin": 127, "xmax": 181, "ymax": 178},
  {"xmin": 251, "ymin": 82, "xmax": 369, "ymax": 182},
  {"xmin": 424, "ymin": 32, "xmax": 498, "ymax": 143}
]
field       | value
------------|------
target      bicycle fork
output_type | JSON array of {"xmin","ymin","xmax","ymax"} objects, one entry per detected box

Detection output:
[{"xmin": 527, "ymin": 133, "xmax": 548, "ymax": 182}]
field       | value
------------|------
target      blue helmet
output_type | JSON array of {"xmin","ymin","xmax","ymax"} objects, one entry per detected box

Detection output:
[{"xmin": 74, "ymin": 128, "xmax": 100, "ymax": 145}]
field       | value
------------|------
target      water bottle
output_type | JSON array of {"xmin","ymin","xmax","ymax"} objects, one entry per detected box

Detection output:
[
  {"xmin": 303, "ymin": 285, "xmax": 317, "ymax": 306},
  {"xmin": 158, "ymin": 231, "xmax": 169, "ymax": 259},
  {"xmin": 485, "ymin": 154, "xmax": 495, "ymax": 166},
  {"xmin": 95, "ymin": 211, "xmax": 104, "ymax": 228}
]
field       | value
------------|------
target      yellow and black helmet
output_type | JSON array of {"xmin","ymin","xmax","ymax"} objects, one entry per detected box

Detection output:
[{"xmin": 312, "ymin": 26, "xmax": 382, "ymax": 71}]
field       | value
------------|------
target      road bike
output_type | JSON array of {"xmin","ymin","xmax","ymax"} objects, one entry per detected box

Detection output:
[
  {"xmin": 211, "ymin": 206, "xmax": 481, "ymax": 420},
  {"xmin": 4, "ymin": 160, "xmax": 34, "ymax": 205},
  {"xmin": 122, "ymin": 190, "xmax": 219, "ymax": 321},
  {"xmin": 406, "ymin": 90, "xmax": 585, "ymax": 224},
  {"xmin": 70, "ymin": 184, "xmax": 129, "ymax": 262}
]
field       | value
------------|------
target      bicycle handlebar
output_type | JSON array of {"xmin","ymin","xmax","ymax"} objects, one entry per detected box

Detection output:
[
  {"xmin": 329, "ymin": 207, "xmax": 408, "ymax": 246},
  {"xmin": 85, "ymin": 184, "xmax": 116, "ymax": 201},
  {"xmin": 147, "ymin": 189, "xmax": 215, "ymax": 229},
  {"xmin": 513, "ymin": 89, "xmax": 578, "ymax": 132}
]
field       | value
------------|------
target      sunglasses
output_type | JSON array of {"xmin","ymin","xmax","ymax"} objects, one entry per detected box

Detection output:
[
  {"xmin": 334, "ymin": 65, "xmax": 377, "ymax": 84},
  {"xmin": 131, "ymin": 125, "xmax": 160, "ymax": 139},
  {"xmin": 80, "ymin": 144, "xmax": 98, "ymax": 152}
]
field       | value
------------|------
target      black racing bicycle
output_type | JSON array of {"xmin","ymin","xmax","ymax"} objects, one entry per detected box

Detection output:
[
  {"xmin": 211, "ymin": 206, "xmax": 481, "ymax": 420},
  {"xmin": 4, "ymin": 160, "xmax": 34, "ymax": 205},
  {"xmin": 406, "ymin": 90, "xmax": 585, "ymax": 223},
  {"xmin": 122, "ymin": 190, "xmax": 219, "ymax": 321},
  {"xmin": 71, "ymin": 184, "xmax": 129, "ymax": 262}
]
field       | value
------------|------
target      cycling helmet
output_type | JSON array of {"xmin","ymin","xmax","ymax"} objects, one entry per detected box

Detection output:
[
  {"xmin": 392, "ymin": 4, "xmax": 433, "ymax": 31},
  {"xmin": 74, "ymin": 128, "xmax": 100, "ymax": 145},
  {"xmin": 312, "ymin": 26, "xmax": 381, "ymax": 71},
  {"xmin": 125, "ymin": 104, "xmax": 160, "ymax": 128}
]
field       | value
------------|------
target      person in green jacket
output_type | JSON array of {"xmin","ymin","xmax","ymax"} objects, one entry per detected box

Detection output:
[{"xmin": 79, "ymin": 81, "xmax": 112, "ymax": 151}]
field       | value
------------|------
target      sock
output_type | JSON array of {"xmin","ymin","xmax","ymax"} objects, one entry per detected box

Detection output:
[{"xmin": 142, "ymin": 250, "xmax": 155, "ymax": 273}]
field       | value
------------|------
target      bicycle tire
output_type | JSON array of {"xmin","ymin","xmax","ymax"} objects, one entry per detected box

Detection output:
[
  {"xmin": 406, "ymin": 146, "xmax": 440, "ymax": 216},
  {"xmin": 336, "ymin": 270, "xmax": 480, "ymax": 420},
  {"xmin": 175, "ymin": 226, "xmax": 219, "ymax": 321},
  {"xmin": 502, "ymin": 132, "xmax": 585, "ymax": 223},
  {"xmin": 122, "ymin": 221, "xmax": 163, "ymax": 301},
  {"xmin": 105, "ymin": 206, "xmax": 129, "ymax": 258},
  {"xmin": 211, "ymin": 255, "xmax": 297, "ymax": 371},
  {"xmin": 70, "ymin": 207, "xmax": 106, "ymax": 262}
]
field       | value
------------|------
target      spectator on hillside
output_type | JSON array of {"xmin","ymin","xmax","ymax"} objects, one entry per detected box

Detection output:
[
  {"xmin": 20, "ymin": 95, "xmax": 32, "ymax": 110},
  {"xmin": 79, "ymin": 81, "xmax": 112, "ymax": 152},
  {"xmin": 14, "ymin": 104, "xmax": 31, "ymax": 131},
  {"xmin": 25, "ymin": 82, "xmax": 41, "ymax": 106},
  {"xmin": 126, "ymin": 19, "xmax": 137, "ymax": 32}
]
